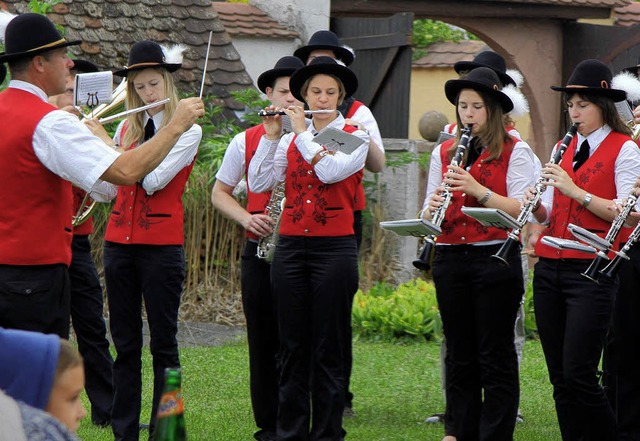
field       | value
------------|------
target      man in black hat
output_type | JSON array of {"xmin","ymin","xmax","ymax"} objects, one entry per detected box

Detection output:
[
  {"xmin": 47, "ymin": 58, "xmax": 115, "ymax": 428},
  {"xmin": 0, "ymin": 13, "xmax": 204, "ymax": 339},
  {"xmin": 211, "ymin": 55, "xmax": 305, "ymax": 441}
]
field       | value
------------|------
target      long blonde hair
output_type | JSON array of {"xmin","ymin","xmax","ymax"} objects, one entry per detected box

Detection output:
[{"xmin": 121, "ymin": 67, "xmax": 180, "ymax": 147}]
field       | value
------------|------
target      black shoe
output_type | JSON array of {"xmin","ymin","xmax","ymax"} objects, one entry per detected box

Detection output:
[
  {"xmin": 343, "ymin": 406, "xmax": 356, "ymax": 418},
  {"xmin": 92, "ymin": 420, "xmax": 110, "ymax": 428}
]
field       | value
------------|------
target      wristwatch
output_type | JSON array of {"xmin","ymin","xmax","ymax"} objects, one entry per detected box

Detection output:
[{"xmin": 582, "ymin": 192, "xmax": 592, "ymax": 207}]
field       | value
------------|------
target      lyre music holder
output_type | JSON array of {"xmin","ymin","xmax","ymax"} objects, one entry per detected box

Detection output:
[
  {"xmin": 460, "ymin": 207, "xmax": 522, "ymax": 230},
  {"xmin": 379, "ymin": 219, "xmax": 442, "ymax": 238}
]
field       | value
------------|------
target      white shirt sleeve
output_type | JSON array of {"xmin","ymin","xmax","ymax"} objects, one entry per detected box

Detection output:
[
  {"xmin": 141, "ymin": 123, "xmax": 202, "ymax": 194},
  {"xmin": 295, "ymin": 130, "xmax": 369, "ymax": 184},
  {"xmin": 33, "ymin": 110, "xmax": 120, "ymax": 193},
  {"xmin": 247, "ymin": 134, "xmax": 287, "ymax": 193},
  {"xmin": 350, "ymin": 104, "xmax": 384, "ymax": 152},
  {"xmin": 89, "ymin": 180, "xmax": 118, "ymax": 202},
  {"xmin": 615, "ymin": 140, "xmax": 640, "ymax": 198},
  {"xmin": 423, "ymin": 144, "xmax": 443, "ymax": 215},
  {"xmin": 506, "ymin": 141, "xmax": 538, "ymax": 200},
  {"xmin": 215, "ymin": 131, "xmax": 246, "ymax": 188}
]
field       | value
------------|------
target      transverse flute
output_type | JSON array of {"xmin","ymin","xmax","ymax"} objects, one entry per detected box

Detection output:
[{"xmin": 258, "ymin": 109, "xmax": 337, "ymax": 117}]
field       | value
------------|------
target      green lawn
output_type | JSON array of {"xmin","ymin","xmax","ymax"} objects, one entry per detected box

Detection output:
[{"xmin": 78, "ymin": 338, "xmax": 561, "ymax": 440}]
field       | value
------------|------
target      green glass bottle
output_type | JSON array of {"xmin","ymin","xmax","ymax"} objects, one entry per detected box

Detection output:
[{"xmin": 153, "ymin": 367, "xmax": 187, "ymax": 441}]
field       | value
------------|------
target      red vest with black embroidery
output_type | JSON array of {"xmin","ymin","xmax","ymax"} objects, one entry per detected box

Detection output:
[
  {"xmin": 347, "ymin": 100, "xmax": 367, "ymax": 211},
  {"xmin": 104, "ymin": 121, "xmax": 195, "ymax": 245},
  {"xmin": 72, "ymin": 187, "xmax": 94, "ymax": 236},
  {"xmin": 437, "ymin": 137, "xmax": 513, "ymax": 244},
  {"xmin": 535, "ymin": 132, "xmax": 628, "ymax": 259},
  {"xmin": 0, "ymin": 89, "xmax": 73, "ymax": 265},
  {"xmin": 279, "ymin": 124, "xmax": 363, "ymax": 236},
  {"xmin": 244, "ymin": 124, "xmax": 272, "ymax": 240}
]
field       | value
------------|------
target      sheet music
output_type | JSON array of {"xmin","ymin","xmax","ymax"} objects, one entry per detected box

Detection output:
[
  {"xmin": 460, "ymin": 207, "xmax": 522, "ymax": 230},
  {"xmin": 74, "ymin": 71, "xmax": 113, "ymax": 109},
  {"xmin": 314, "ymin": 127, "xmax": 364, "ymax": 154},
  {"xmin": 379, "ymin": 219, "xmax": 442, "ymax": 237},
  {"xmin": 541, "ymin": 236, "xmax": 596, "ymax": 254}
]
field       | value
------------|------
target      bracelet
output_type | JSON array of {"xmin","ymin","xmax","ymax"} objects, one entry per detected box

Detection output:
[
  {"xmin": 478, "ymin": 189, "xmax": 493, "ymax": 205},
  {"xmin": 582, "ymin": 192, "xmax": 593, "ymax": 207}
]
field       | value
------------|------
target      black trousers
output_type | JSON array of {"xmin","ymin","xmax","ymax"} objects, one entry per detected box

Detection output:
[
  {"xmin": 432, "ymin": 243, "xmax": 522, "ymax": 441},
  {"xmin": 70, "ymin": 235, "xmax": 114, "ymax": 425},
  {"xmin": 613, "ymin": 246, "xmax": 640, "ymax": 441},
  {"xmin": 272, "ymin": 235, "xmax": 358, "ymax": 441},
  {"xmin": 0, "ymin": 263, "xmax": 70, "ymax": 338},
  {"xmin": 343, "ymin": 210, "xmax": 363, "ymax": 410},
  {"xmin": 104, "ymin": 242, "xmax": 184, "ymax": 441},
  {"xmin": 534, "ymin": 257, "xmax": 617, "ymax": 441},
  {"xmin": 241, "ymin": 241, "xmax": 279, "ymax": 441}
]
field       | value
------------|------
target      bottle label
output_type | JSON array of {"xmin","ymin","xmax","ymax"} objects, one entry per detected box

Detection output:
[{"xmin": 157, "ymin": 389, "xmax": 184, "ymax": 418}]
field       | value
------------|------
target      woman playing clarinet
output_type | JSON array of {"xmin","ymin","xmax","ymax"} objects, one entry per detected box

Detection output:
[
  {"xmin": 422, "ymin": 67, "xmax": 537, "ymax": 441},
  {"xmin": 527, "ymin": 59, "xmax": 640, "ymax": 441}
]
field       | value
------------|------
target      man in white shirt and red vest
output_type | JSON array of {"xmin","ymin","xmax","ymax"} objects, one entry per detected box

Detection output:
[
  {"xmin": 211, "ymin": 55, "xmax": 305, "ymax": 441},
  {"xmin": 0, "ymin": 13, "xmax": 204, "ymax": 340}
]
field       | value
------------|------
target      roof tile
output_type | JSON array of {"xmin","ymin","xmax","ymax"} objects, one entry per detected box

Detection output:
[
  {"xmin": 412, "ymin": 41, "xmax": 488, "ymax": 68},
  {"xmin": 212, "ymin": 1, "xmax": 299, "ymax": 39}
]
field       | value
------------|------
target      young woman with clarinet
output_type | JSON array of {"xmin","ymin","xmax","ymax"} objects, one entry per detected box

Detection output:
[
  {"xmin": 421, "ymin": 67, "xmax": 537, "ymax": 441},
  {"xmin": 526, "ymin": 59, "xmax": 640, "ymax": 441}
]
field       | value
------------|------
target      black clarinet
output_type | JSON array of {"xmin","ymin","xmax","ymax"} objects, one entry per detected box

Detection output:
[
  {"xmin": 413, "ymin": 125, "xmax": 473, "ymax": 271},
  {"xmin": 491, "ymin": 124, "xmax": 579, "ymax": 266}
]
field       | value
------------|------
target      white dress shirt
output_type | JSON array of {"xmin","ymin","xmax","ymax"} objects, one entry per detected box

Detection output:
[
  {"xmin": 423, "ymin": 139, "xmax": 539, "ymax": 214},
  {"xmin": 534, "ymin": 125, "xmax": 640, "ymax": 224},
  {"xmin": 15, "ymin": 81, "xmax": 120, "ymax": 195},
  {"xmin": 216, "ymin": 131, "xmax": 248, "ymax": 188},
  {"xmin": 248, "ymin": 113, "xmax": 369, "ymax": 193},
  {"xmin": 113, "ymin": 111, "xmax": 201, "ymax": 195},
  {"xmin": 349, "ymin": 104, "xmax": 384, "ymax": 152}
]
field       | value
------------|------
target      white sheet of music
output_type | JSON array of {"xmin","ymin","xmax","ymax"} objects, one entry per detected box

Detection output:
[
  {"xmin": 74, "ymin": 71, "xmax": 113, "ymax": 109},
  {"xmin": 314, "ymin": 127, "xmax": 363, "ymax": 154}
]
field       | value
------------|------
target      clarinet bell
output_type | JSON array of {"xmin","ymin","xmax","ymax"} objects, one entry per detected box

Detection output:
[
  {"xmin": 599, "ymin": 253, "xmax": 630, "ymax": 280},
  {"xmin": 491, "ymin": 237, "xmax": 518, "ymax": 267},
  {"xmin": 581, "ymin": 254, "xmax": 608, "ymax": 283},
  {"xmin": 413, "ymin": 240, "xmax": 434, "ymax": 272}
]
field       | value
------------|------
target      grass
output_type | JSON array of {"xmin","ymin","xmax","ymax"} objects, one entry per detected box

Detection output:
[{"xmin": 77, "ymin": 338, "xmax": 560, "ymax": 441}]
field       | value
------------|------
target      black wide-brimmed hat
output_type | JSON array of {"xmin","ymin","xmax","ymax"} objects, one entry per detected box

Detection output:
[
  {"xmin": 293, "ymin": 30, "xmax": 355, "ymax": 66},
  {"xmin": 454, "ymin": 50, "xmax": 516, "ymax": 87},
  {"xmin": 257, "ymin": 56, "xmax": 305, "ymax": 93},
  {"xmin": 0, "ymin": 64, "xmax": 5, "ymax": 83},
  {"xmin": 445, "ymin": 67, "xmax": 513, "ymax": 113},
  {"xmin": 0, "ymin": 13, "xmax": 80, "ymax": 63},
  {"xmin": 622, "ymin": 55, "xmax": 640, "ymax": 77},
  {"xmin": 551, "ymin": 59, "xmax": 626, "ymax": 102},
  {"xmin": 114, "ymin": 40, "xmax": 182, "ymax": 77},
  {"xmin": 289, "ymin": 56, "xmax": 358, "ymax": 103},
  {"xmin": 71, "ymin": 59, "xmax": 99, "ymax": 74}
]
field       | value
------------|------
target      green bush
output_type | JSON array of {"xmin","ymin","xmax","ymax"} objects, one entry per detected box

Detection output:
[
  {"xmin": 353, "ymin": 274, "xmax": 538, "ymax": 342},
  {"xmin": 352, "ymin": 279, "xmax": 442, "ymax": 342}
]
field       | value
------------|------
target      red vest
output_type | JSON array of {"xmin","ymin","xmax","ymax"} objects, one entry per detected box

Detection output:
[
  {"xmin": 105, "ymin": 122, "xmax": 195, "ymax": 245},
  {"xmin": 0, "ymin": 89, "xmax": 73, "ymax": 265},
  {"xmin": 72, "ymin": 186, "xmax": 94, "ymax": 236},
  {"xmin": 535, "ymin": 132, "xmax": 628, "ymax": 259},
  {"xmin": 244, "ymin": 124, "xmax": 272, "ymax": 240},
  {"xmin": 348, "ymin": 101, "xmax": 367, "ymax": 211},
  {"xmin": 279, "ymin": 125, "xmax": 363, "ymax": 237},
  {"xmin": 437, "ymin": 137, "xmax": 513, "ymax": 244}
]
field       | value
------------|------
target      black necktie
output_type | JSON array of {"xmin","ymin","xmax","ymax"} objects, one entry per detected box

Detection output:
[
  {"xmin": 144, "ymin": 118, "xmax": 155, "ymax": 141},
  {"xmin": 573, "ymin": 139, "xmax": 589, "ymax": 171}
]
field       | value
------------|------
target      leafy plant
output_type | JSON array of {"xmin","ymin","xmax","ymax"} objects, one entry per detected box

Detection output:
[
  {"xmin": 412, "ymin": 19, "xmax": 478, "ymax": 61},
  {"xmin": 352, "ymin": 279, "xmax": 442, "ymax": 342}
]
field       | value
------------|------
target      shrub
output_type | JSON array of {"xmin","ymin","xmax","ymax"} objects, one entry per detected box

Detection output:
[
  {"xmin": 353, "ymin": 274, "xmax": 538, "ymax": 342},
  {"xmin": 352, "ymin": 279, "xmax": 442, "ymax": 342}
]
